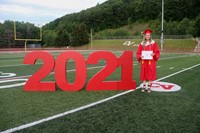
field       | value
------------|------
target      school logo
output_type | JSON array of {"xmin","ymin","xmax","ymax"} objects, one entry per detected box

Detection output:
[{"xmin": 140, "ymin": 81, "xmax": 181, "ymax": 92}]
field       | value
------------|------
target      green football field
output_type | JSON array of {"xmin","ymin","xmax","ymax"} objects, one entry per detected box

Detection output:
[{"xmin": 0, "ymin": 50, "xmax": 200, "ymax": 133}]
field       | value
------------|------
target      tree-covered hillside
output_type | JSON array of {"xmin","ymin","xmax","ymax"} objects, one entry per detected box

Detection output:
[
  {"xmin": 0, "ymin": 21, "xmax": 40, "ymax": 48},
  {"xmin": 42, "ymin": 0, "xmax": 200, "ymax": 46},
  {"xmin": 44, "ymin": 0, "xmax": 200, "ymax": 32},
  {"xmin": 0, "ymin": 0, "xmax": 200, "ymax": 48}
]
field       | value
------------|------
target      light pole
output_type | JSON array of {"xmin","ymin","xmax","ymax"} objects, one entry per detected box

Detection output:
[
  {"xmin": 161, "ymin": 0, "xmax": 164, "ymax": 51},
  {"xmin": 90, "ymin": 28, "xmax": 93, "ymax": 48}
]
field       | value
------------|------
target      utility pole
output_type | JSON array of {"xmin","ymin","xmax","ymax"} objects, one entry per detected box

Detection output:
[
  {"xmin": 90, "ymin": 28, "xmax": 93, "ymax": 48},
  {"xmin": 161, "ymin": 0, "xmax": 164, "ymax": 51}
]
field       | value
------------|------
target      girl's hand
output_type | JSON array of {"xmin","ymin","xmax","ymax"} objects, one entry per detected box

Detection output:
[
  {"xmin": 141, "ymin": 55, "xmax": 144, "ymax": 59},
  {"xmin": 151, "ymin": 53, "xmax": 155, "ymax": 57}
]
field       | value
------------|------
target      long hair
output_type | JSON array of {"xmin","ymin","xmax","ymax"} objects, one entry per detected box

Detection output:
[{"xmin": 142, "ymin": 34, "xmax": 153, "ymax": 45}]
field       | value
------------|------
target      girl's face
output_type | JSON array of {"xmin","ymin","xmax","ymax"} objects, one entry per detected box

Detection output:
[{"xmin": 145, "ymin": 34, "xmax": 151, "ymax": 40}]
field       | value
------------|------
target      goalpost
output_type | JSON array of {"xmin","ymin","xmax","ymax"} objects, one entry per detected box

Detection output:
[{"xmin": 13, "ymin": 21, "xmax": 42, "ymax": 51}]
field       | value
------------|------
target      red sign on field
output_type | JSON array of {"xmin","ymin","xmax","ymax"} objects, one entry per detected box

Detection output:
[{"xmin": 23, "ymin": 51, "xmax": 136, "ymax": 91}]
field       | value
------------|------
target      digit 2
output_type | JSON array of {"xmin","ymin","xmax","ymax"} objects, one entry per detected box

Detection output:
[
  {"xmin": 23, "ymin": 51, "xmax": 56, "ymax": 91},
  {"xmin": 86, "ymin": 51, "xmax": 136, "ymax": 91},
  {"xmin": 86, "ymin": 51, "xmax": 118, "ymax": 91}
]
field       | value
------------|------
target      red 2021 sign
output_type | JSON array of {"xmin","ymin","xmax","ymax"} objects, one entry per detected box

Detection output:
[{"xmin": 23, "ymin": 51, "xmax": 136, "ymax": 91}]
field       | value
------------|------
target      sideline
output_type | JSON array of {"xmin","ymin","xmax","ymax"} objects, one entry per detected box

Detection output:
[{"xmin": 1, "ymin": 63, "xmax": 200, "ymax": 133}]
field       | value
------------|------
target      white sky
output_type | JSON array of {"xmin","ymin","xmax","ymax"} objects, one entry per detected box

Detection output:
[{"xmin": 0, "ymin": 0, "xmax": 107, "ymax": 25}]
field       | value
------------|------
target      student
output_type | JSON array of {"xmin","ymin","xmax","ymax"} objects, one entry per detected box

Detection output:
[{"xmin": 136, "ymin": 29, "xmax": 160, "ymax": 92}]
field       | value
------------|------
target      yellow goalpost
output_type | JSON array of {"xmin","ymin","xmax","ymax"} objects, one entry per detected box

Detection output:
[{"xmin": 14, "ymin": 21, "xmax": 42, "ymax": 51}]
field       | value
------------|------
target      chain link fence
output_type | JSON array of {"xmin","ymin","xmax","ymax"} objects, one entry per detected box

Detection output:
[{"xmin": 93, "ymin": 35, "xmax": 192, "ymax": 40}]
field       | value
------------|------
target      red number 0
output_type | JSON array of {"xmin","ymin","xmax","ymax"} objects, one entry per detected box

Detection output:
[{"xmin": 54, "ymin": 51, "xmax": 86, "ymax": 91}]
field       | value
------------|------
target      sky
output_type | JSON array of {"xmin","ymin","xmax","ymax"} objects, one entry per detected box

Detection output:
[{"xmin": 0, "ymin": 0, "xmax": 107, "ymax": 25}]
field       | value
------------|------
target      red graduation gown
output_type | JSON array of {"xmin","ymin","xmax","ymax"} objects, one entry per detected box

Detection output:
[{"xmin": 136, "ymin": 41, "xmax": 160, "ymax": 81}]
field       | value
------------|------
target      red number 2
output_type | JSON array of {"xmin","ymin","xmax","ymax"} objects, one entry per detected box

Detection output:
[
  {"xmin": 86, "ymin": 51, "xmax": 118, "ymax": 91},
  {"xmin": 86, "ymin": 51, "xmax": 136, "ymax": 91},
  {"xmin": 23, "ymin": 51, "xmax": 55, "ymax": 91}
]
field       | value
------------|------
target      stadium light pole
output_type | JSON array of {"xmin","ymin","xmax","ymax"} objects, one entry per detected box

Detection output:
[
  {"xmin": 161, "ymin": 0, "xmax": 164, "ymax": 51},
  {"xmin": 90, "ymin": 28, "xmax": 93, "ymax": 48}
]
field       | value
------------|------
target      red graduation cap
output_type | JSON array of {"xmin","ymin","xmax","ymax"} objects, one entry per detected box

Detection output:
[{"xmin": 143, "ymin": 29, "xmax": 153, "ymax": 35}]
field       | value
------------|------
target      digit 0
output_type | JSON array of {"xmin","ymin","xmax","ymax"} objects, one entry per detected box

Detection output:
[{"xmin": 54, "ymin": 51, "xmax": 86, "ymax": 91}]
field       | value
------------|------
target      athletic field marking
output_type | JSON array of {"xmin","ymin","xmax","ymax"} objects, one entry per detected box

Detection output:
[
  {"xmin": 169, "ymin": 67, "xmax": 174, "ymax": 69},
  {"xmin": 159, "ymin": 55, "xmax": 194, "ymax": 60},
  {"xmin": 0, "ymin": 66, "xmax": 105, "ymax": 81},
  {"xmin": 0, "ymin": 63, "xmax": 138, "ymax": 82},
  {"xmin": 0, "ymin": 54, "xmax": 193, "ymax": 68},
  {"xmin": 0, "ymin": 79, "xmax": 28, "ymax": 89},
  {"xmin": 1, "ymin": 63, "xmax": 199, "ymax": 133},
  {"xmin": 0, "ymin": 51, "xmax": 96, "ymax": 62},
  {"xmin": 0, "ymin": 55, "xmax": 195, "ymax": 81},
  {"xmin": 0, "ymin": 72, "xmax": 16, "ymax": 78},
  {"xmin": 0, "ymin": 51, "xmax": 122, "ymax": 68}
]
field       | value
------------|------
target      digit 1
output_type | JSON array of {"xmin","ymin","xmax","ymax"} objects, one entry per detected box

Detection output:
[
  {"xmin": 117, "ymin": 51, "xmax": 136, "ymax": 90},
  {"xmin": 54, "ymin": 51, "xmax": 86, "ymax": 91}
]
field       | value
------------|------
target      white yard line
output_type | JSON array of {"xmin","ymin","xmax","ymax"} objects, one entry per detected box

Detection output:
[
  {"xmin": 0, "ymin": 66, "xmax": 105, "ymax": 81},
  {"xmin": 0, "ymin": 54, "xmax": 192, "ymax": 68},
  {"xmin": 157, "ymin": 66, "xmax": 161, "ymax": 68},
  {"xmin": 1, "ymin": 63, "xmax": 200, "ymax": 133},
  {"xmin": 0, "ymin": 51, "xmax": 122, "ymax": 68}
]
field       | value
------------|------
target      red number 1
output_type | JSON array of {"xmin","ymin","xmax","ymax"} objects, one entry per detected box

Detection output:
[{"xmin": 117, "ymin": 51, "xmax": 136, "ymax": 90}]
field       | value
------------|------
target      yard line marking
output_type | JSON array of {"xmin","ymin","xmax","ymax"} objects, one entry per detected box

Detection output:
[
  {"xmin": 0, "ymin": 66, "xmax": 105, "ymax": 81},
  {"xmin": 156, "ymin": 64, "xmax": 199, "ymax": 81},
  {"xmin": 169, "ymin": 67, "xmax": 174, "ymax": 69},
  {"xmin": 0, "ymin": 79, "xmax": 28, "ymax": 89},
  {"xmin": 157, "ymin": 66, "xmax": 161, "ymax": 68},
  {"xmin": 0, "ymin": 51, "xmax": 97, "ymax": 62},
  {"xmin": 1, "ymin": 63, "xmax": 200, "ymax": 133},
  {"xmin": 159, "ymin": 55, "xmax": 193, "ymax": 60},
  {"xmin": 0, "ymin": 54, "xmax": 192, "ymax": 68},
  {"xmin": 0, "ymin": 51, "xmax": 122, "ymax": 68}
]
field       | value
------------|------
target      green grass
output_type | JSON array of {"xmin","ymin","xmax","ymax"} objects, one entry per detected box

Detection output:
[
  {"xmin": 90, "ymin": 39, "xmax": 197, "ymax": 52},
  {"xmin": 0, "ymin": 51, "xmax": 200, "ymax": 132},
  {"xmin": 17, "ymin": 66, "xmax": 200, "ymax": 133}
]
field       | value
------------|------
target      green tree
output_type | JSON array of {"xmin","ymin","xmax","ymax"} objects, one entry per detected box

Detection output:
[
  {"xmin": 0, "ymin": 23, "xmax": 5, "ymax": 46},
  {"xmin": 177, "ymin": 18, "xmax": 190, "ymax": 35},
  {"xmin": 71, "ymin": 23, "xmax": 89, "ymax": 46},
  {"xmin": 43, "ymin": 30, "xmax": 57, "ymax": 46},
  {"xmin": 192, "ymin": 15, "xmax": 200, "ymax": 37},
  {"xmin": 55, "ymin": 29, "xmax": 70, "ymax": 47}
]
